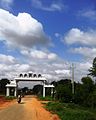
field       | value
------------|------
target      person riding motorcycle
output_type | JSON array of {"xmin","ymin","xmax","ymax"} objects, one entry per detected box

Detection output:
[{"xmin": 17, "ymin": 94, "xmax": 21, "ymax": 103}]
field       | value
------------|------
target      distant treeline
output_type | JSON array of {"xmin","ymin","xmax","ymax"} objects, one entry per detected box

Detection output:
[{"xmin": 52, "ymin": 77, "xmax": 96, "ymax": 108}]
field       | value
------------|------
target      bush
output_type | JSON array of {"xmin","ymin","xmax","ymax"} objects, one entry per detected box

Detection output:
[
  {"xmin": 59, "ymin": 109, "xmax": 96, "ymax": 120},
  {"xmin": 46, "ymin": 102, "xmax": 64, "ymax": 112},
  {"xmin": 39, "ymin": 96, "xmax": 53, "ymax": 101},
  {"xmin": 5, "ymin": 96, "xmax": 16, "ymax": 100},
  {"xmin": 46, "ymin": 102, "xmax": 96, "ymax": 120}
]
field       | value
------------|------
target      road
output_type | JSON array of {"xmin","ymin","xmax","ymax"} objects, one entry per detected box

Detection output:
[{"xmin": 0, "ymin": 96, "xmax": 60, "ymax": 120}]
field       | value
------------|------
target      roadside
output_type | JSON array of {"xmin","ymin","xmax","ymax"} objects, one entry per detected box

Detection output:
[{"xmin": 0, "ymin": 96, "xmax": 16, "ymax": 109}]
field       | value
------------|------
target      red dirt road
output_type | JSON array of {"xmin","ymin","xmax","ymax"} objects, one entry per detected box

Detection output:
[{"xmin": 0, "ymin": 96, "xmax": 60, "ymax": 120}]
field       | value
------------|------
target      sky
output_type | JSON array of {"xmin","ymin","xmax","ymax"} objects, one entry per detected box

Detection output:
[{"xmin": 0, "ymin": 0, "xmax": 96, "ymax": 86}]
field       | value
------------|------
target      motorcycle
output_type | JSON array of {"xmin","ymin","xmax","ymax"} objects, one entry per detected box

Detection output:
[{"xmin": 17, "ymin": 95, "xmax": 21, "ymax": 103}]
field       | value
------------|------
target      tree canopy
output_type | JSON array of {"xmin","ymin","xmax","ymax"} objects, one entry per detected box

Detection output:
[
  {"xmin": 88, "ymin": 57, "xmax": 96, "ymax": 77},
  {"xmin": 0, "ymin": 78, "xmax": 10, "ymax": 94}
]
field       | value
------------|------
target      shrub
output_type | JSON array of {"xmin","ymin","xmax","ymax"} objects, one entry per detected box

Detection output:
[
  {"xmin": 46, "ymin": 102, "xmax": 64, "ymax": 112},
  {"xmin": 5, "ymin": 96, "xmax": 16, "ymax": 100},
  {"xmin": 46, "ymin": 102, "xmax": 96, "ymax": 120},
  {"xmin": 39, "ymin": 96, "xmax": 53, "ymax": 101}
]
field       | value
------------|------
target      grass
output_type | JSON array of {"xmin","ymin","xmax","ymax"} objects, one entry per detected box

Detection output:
[
  {"xmin": 39, "ymin": 96, "xmax": 53, "ymax": 101},
  {"xmin": 5, "ymin": 96, "xmax": 16, "ymax": 100},
  {"xmin": 45, "ymin": 102, "xmax": 96, "ymax": 120}
]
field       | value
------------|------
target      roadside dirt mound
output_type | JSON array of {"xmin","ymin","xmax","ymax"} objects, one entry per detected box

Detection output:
[{"xmin": 0, "ymin": 96, "xmax": 15, "ymax": 109}]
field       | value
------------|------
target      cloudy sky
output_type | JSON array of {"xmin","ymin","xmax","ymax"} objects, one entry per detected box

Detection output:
[{"xmin": 0, "ymin": 0, "xmax": 96, "ymax": 86}]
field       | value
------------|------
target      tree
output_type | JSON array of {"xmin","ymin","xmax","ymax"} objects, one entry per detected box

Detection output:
[
  {"xmin": 21, "ymin": 87, "xmax": 29, "ymax": 95},
  {"xmin": 33, "ymin": 84, "xmax": 43, "ymax": 96},
  {"xmin": 88, "ymin": 57, "xmax": 96, "ymax": 78},
  {"xmin": 81, "ymin": 77, "xmax": 94, "ymax": 95},
  {"xmin": 55, "ymin": 79, "xmax": 72, "ymax": 102},
  {"xmin": 0, "ymin": 78, "xmax": 10, "ymax": 94},
  {"xmin": 75, "ymin": 77, "xmax": 95, "ymax": 107}
]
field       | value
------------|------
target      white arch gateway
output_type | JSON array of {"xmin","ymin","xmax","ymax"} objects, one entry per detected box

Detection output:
[{"xmin": 6, "ymin": 72, "xmax": 54, "ymax": 97}]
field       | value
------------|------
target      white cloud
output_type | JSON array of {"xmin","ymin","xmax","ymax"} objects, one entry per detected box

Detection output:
[
  {"xmin": 0, "ymin": 54, "xmax": 16, "ymax": 64},
  {"xmin": 74, "ymin": 62, "xmax": 92, "ymax": 81},
  {"xmin": 0, "ymin": 63, "xmax": 31, "ymax": 79},
  {"xmin": 0, "ymin": 60, "xmax": 70, "ymax": 81},
  {"xmin": 71, "ymin": 47, "xmax": 96, "ymax": 60},
  {"xmin": 48, "ymin": 53, "xmax": 57, "ymax": 60},
  {"xmin": 78, "ymin": 9, "xmax": 96, "ymax": 20},
  {"xmin": 55, "ymin": 69, "xmax": 70, "ymax": 76},
  {"xmin": 55, "ymin": 33, "xmax": 60, "ymax": 37},
  {"xmin": 0, "ymin": 0, "xmax": 13, "ymax": 10},
  {"xmin": 64, "ymin": 28, "xmax": 96, "ymax": 46},
  {"xmin": 0, "ymin": 47, "xmax": 72, "ymax": 82},
  {"xmin": 21, "ymin": 49, "xmax": 57, "ymax": 61},
  {"xmin": 0, "ymin": 52, "xmax": 92, "ymax": 84},
  {"xmin": 30, "ymin": 50, "xmax": 47, "ymax": 59},
  {"xmin": 14, "ymin": 64, "xmax": 31, "ymax": 72},
  {"xmin": 32, "ymin": 0, "xmax": 64, "ymax": 12},
  {"xmin": 78, "ymin": 62, "xmax": 92, "ymax": 71},
  {"xmin": 0, "ymin": 9, "xmax": 50, "ymax": 49}
]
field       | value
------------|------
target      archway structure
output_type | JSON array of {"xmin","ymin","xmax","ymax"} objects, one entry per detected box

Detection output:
[{"xmin": 6, "ymin": 72, "xmax": 54, "ymax": 97}]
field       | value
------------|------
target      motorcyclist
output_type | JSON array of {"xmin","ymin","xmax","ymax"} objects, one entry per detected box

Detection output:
[{"xmin": 17, "ymin": 94, "xmax": 21, "ymax": 103}]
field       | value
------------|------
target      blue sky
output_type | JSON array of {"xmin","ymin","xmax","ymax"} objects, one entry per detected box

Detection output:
[{"xmin": 0, "ymin": 0, "xmax": 96, "ymax": 84}]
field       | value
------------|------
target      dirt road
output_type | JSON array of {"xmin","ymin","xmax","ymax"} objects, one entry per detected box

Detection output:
[{"xmin": 0, "ymin": 96, "xmax": 60, "ymax": 120}]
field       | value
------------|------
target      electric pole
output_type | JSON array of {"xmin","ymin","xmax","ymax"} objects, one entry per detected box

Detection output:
[{"xmin": 71, "ymin": 63, "xmax": 75, "ymax": 94}]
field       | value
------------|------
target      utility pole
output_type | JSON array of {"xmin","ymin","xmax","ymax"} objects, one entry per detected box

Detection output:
[{"xmin": 71, "ymin": 63, "xmax": 75, "ymax": 94}]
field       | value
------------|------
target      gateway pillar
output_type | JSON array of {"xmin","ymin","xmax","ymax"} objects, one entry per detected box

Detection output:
[
  {"xmin": 6, "ymin": 87, "xmax": 10, "ymax": 96},
  {"xmin": 14, "ymin": 87, "xmax": 17, "ymax": 97},
  {"xmin": 43, "ymin": 81, "xmax": 45, "ymax": 97},
  {"xmin": 51, "ymin": 87, "xmax": 54, "ymax": 97}
]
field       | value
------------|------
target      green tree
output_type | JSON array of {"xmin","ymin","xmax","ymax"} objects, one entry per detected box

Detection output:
[
  {"xmin": 81, "ymin": 76, "xmax": 94, "ymax": 91},
  {"xmin": 81, "ymin": 77, "xmax": 94, "ymax": 99},
  {"xmin": 75, "ymin": 77, "xmax": 95, "ymax": 107},
  {"xmin": 33, "ymin": 84, "xmax": 43, "ymax": 96},
  {"xmin": 22, "ymin": 87, "xmax": 28, "ymax": 93},
  {"xmin": 0, "ymin": 78, "xmax": 10, "ymax": 94},
  {"xmin": 74, "ymin": 82, "xmax": 83, "ymax": 104},
  {"xmin": 88, "ymin": 57, "xmax": 96, "ymax": 77},
  {"xmin": 55, "ymin": 79, "xmax": 72, "ymax": 102}
]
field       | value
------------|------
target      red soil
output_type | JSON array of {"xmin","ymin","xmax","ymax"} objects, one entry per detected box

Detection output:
[{"xmin": 0, "ymin": 96, "xmax": 15, "ymax": 109}]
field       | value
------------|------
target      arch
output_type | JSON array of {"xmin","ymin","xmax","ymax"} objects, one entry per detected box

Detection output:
[
  {"xmin": 38, "ymin": 74, "xmax": 42, "ymax": 78},
  {"xmin": 19, "ymin": 74, "xmax": 23, "ymax": 77},
  {"xmin": 7, "ymin": 73, "xmax": 54, "ymax": 98},
  {"xmin": 33, "ymin": 74, "xmax": 37, "ymax": 77},
  {"xmin": 24, "ymin": 74, "xmax": 28, "ymax": 77}
]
